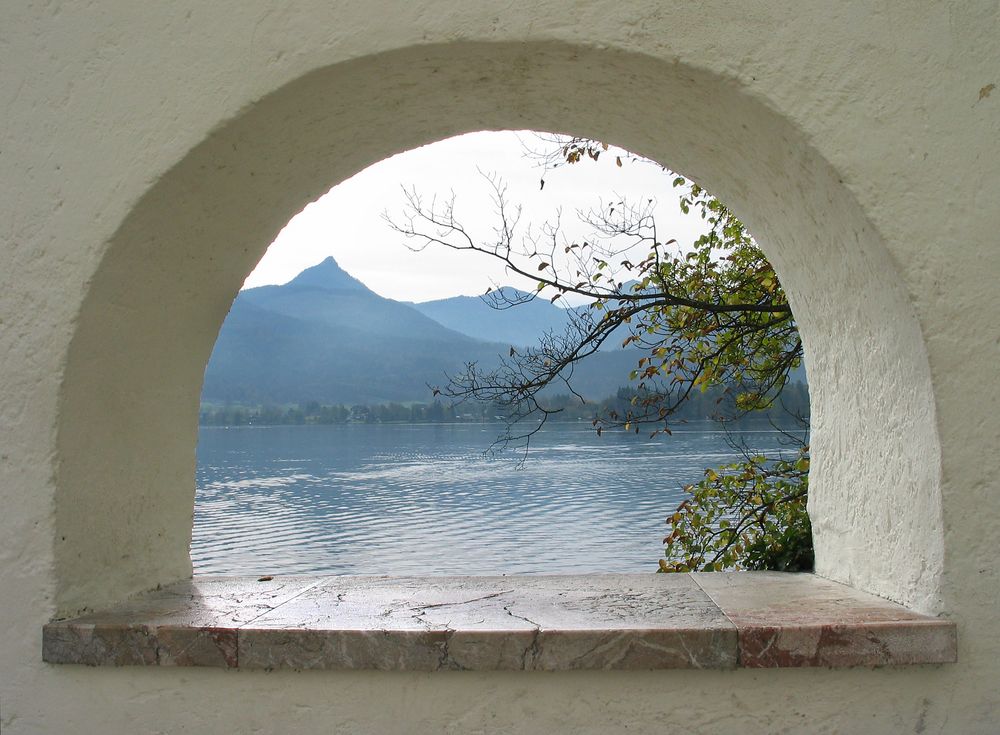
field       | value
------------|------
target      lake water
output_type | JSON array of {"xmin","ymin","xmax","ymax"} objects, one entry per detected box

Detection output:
[{"xmin": 192, "ymin": 422, "xmax": 796, "ymax": 576}]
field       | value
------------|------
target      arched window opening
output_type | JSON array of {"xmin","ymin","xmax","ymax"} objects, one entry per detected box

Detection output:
[
  {"xmin": 193, "ymin": 130, "xmax": 811, "ymax": 579},
  {"xmin": 47, "ymin": 115, "xmax": 954, "ymax": 672},
  {"xmin": 51, "ymin": 42, "xmax": 945, "ymax": 621}
]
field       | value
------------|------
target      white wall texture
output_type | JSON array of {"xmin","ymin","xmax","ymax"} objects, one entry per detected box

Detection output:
[{"xmin": 1, "ymin": 2, "xmax": 997, "ymax": 732}]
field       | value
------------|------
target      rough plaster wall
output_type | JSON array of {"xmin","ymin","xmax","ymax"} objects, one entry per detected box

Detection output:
[
  {"xmin": 54, "ymin": 27, "xmax": 943, "ymax": 623},
  {"xmin": 1, "ymin": 2, "xmax": 997, "ymax": 733}
]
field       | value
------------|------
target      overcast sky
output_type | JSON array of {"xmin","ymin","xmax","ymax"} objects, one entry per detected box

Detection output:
[{"xmin": 244, "ymin": 130, "xmax": 710, "ymax": 303}]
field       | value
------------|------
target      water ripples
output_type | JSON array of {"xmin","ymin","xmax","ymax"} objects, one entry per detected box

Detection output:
[{"xmin": 192, "ymin": 423, "xmax": 794, "ymax": 576}]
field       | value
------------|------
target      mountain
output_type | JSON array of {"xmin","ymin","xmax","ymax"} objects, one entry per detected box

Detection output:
[
  {"xmin": 239, "ymin": 258, "xmax": 483, "ymax": 344},
  {"xmin": 284, "ymin": 256, "xmax": 369, "ymax": 292},
  {"xmin": 202, "ymin": 257, "xmax": 641, "ymax": 406},
  {"xmin": 411, "ymin": 287, "xmax": 574, "ymax": 348},
  {"xmin": 205, "ymin": 257, "xmax": 502, "ymax": 404},
  {"xmin": 412, "ymin": 286, "xmax": 644, "ymax": 353}
]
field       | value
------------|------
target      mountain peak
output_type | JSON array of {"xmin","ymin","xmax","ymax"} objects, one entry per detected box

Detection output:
[{"xmin": 288, "ymin": 256, "xmax": 369, "ymax": 292}]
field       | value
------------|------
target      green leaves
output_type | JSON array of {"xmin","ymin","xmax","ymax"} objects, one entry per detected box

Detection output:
[
  {"xmin": 395, "ymin": 132, "xmax": 811, "ymax": 574},
  {"xmin": 543, "ymin": 143, "xmax": 813, "ymax": 573},
  {"xmin": 660, "ymin": 446, "xmax": 812, "ymax": 574}
]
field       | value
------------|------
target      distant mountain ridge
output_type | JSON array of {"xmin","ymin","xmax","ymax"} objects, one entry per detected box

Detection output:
[
  {"xmin": 410, "ymin": 286, "xmax": 574, "ymax": 348},
  {"xmin": 203, "ymin": 257, "xmax": 640, "ymax": 406}
]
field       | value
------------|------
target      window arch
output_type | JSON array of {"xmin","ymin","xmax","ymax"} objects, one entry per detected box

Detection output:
[{"xmin": 53, "ymin": 41, "xmax": 943, "ymax": 617}]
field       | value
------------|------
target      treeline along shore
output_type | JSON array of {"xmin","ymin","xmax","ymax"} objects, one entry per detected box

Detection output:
[{"xmin": 200, "ymin": 381, "xmax": 809, "ymax": 427}]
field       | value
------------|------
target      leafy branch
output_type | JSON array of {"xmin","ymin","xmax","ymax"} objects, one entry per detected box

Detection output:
[{"xmin": 386, "ymin": 134, "xmax": 811, "ymax": 571}]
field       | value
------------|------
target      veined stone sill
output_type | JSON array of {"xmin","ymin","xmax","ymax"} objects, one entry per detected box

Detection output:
[{"xmin": 42, "ymin": 572, "xmax": 956, "ymax": 671}]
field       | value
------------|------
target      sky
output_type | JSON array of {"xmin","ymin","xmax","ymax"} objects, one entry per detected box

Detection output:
[{"xmin": 243, "ymin": 130, "xmax": 711, "ymax": 304}]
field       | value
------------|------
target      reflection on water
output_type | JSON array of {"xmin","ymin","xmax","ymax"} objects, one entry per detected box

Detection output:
[{"xmin": 192, "ymin": 422, "xmax": 794, "ymax": 576}]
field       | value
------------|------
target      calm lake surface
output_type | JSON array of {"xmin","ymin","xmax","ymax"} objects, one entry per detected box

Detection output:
[{"xmin": 192, "ymin": 422, "xmax": 795, "ymax": 576}]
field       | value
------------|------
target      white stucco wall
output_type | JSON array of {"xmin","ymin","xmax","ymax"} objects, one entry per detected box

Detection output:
[{"xmin": 1, "ymin": 2, "xmax": 997, "ymax": 732}]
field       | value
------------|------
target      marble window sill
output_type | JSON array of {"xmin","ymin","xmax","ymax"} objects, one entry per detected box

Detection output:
[{"xmin": 42, "ymin": 572, "xmax": 956, "ymax": 671}]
